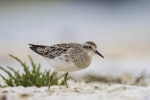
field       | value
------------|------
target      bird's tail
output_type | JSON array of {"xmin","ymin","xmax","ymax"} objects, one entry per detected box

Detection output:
[{"xmin": 29, "ymin": 44, "xmax": 47, "ymax": 56}]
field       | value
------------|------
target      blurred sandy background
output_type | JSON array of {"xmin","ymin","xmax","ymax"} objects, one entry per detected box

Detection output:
[{"xmin": 0, "ymin": 1, "xmax": 150, "ymax": 77}]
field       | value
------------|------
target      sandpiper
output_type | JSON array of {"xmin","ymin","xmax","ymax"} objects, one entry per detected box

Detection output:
[{"xmin": 29, "ymin": 41, "xmax": 104, "ymax": 90}]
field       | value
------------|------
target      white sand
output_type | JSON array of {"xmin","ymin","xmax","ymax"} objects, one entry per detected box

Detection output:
[{"xmin": 0, "ymin": 81, "xmax": 150, "ymax": 100}]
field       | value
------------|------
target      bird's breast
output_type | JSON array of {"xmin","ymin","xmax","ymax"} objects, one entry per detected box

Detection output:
[{"xmin": 45, "ymin": 56, "xmax": 81, "ymax": 72}]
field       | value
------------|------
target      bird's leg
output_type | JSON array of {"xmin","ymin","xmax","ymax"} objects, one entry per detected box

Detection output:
[
  {"xmin": 64, "ymin": 72, "xmax": 69, "ymax": 88},
  {"xmin": 48, "ymin": 71, "xmax": 57, "ymax": 91}
]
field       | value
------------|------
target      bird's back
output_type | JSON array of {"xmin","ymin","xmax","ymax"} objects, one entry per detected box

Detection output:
[{"xmin": 29, "ymin": 43, "xmax": 82, "ymax": 59}]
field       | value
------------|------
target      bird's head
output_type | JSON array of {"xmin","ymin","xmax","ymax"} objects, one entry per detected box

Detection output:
[{"xmin": 83, "ymin": 41, "xmax": 104, "ymax": 58}]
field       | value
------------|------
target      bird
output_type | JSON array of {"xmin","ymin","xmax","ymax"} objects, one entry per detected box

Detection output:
[{"xmin": 29, "ymin": 41, "xmax": 104, "ymax": 90}]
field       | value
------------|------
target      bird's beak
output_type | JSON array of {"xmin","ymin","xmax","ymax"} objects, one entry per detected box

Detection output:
[{"xmin": 95, "ymin": 50, "xmax": 104, "ymax": 58}]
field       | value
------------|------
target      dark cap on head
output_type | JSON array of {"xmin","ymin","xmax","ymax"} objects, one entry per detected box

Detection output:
[{"xmin": 85, "ymin": 41, "xmax": 97, "ymax": 49}]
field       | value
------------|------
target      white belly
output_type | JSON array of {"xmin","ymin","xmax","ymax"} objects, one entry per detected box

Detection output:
[{"xmin": 45, "ymin": 57, "xmax": 82, "ymax": 72}]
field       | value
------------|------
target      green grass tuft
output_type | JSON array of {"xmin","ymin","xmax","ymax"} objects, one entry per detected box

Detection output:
[{"xmin": 0, "ymin": 54, "xmax": 67, "ymax": 87}]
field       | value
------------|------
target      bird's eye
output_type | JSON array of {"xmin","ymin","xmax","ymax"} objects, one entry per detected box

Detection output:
[
  {"xmin": 88, "ymin": 46, "xmax": 92, "ymax": 49},
  {"xmin": 83, "ymin": 45, "xmax": 92, "ymax": 49}
]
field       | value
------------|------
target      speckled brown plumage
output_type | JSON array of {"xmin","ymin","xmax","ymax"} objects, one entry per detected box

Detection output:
[{"xmin": 29, "ymin": 41, "xmax": 104, "ymax": 72}]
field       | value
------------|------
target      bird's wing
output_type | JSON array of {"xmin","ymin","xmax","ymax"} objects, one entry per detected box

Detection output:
[{"xmin": 29, "ymin": 43, "xmax": 71, "ymax": 59}]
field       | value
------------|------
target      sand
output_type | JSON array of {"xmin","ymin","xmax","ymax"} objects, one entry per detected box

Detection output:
[{"xmin": 0, "ymin": 80, "xmax": 150, "ymax": 100}]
